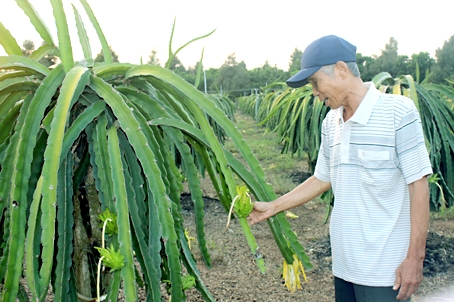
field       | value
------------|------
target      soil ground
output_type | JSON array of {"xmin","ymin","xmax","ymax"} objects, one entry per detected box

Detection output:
[{"xmin": 175, "ymin": 112, "xmax": 454, "ymax": 302}]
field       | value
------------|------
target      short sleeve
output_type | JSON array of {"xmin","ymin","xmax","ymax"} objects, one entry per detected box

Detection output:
[{"xmin": 395, "ymin": 105, "xmax": 432, "ymax": 184}]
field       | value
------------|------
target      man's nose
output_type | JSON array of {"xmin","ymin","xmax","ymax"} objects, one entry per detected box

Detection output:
[{"xmin": 311, "ymin": 86, "xmax": 319, "ymax": 97}]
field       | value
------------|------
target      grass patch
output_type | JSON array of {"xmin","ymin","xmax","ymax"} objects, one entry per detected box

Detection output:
[{"xmin": 431, "ymin": 206, "xmax": 454, "ymax": 220}]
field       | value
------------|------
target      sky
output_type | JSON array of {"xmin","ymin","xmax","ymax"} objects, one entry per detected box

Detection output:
[{"xmin": 1, "ymin": 0, "xmax": 453, "ymax": 71}]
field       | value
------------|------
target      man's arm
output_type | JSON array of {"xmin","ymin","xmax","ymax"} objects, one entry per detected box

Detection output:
[
  {"xmin": 247, "ymin": 175, "xmax": 331, "ymax": 225},
  {"xmin": 394, "ymin": 176, "xmax": 430, "ymax": 300}
]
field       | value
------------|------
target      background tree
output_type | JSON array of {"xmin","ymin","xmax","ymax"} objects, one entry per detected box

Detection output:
[
  {"xmin": 356, "ymin": 38, "xmax": 433, "ymax": 82},
  {"xmin": 356, "ymin": 53, "xmax": 376, "ymax": 81},
  {"xmin": 429, "ymin": 34, "xmax": 454, "ymax": 84},
  {"xmin": 147, "ymin": 48, "xmax": 160, "ymax": 65},
  {"xmin": 407, "ymin": 52, "xmax": 435, "ymax": 83},
  {"xmin": 215, "ymin": 53, "xmax": 250, "ymax": 97},
  {"xmin": 205, "ymin": 67, "xmax": 219, "ymax": 93},
  {"xmin": 177, "ymin": 62, "xmax": 198, "ymax": 87},
  {"xmin": 249, "ymin": 60, "xmax": 289, "ymax": 90},
  {"xmin": 94, "ymin": 45, "xmax": 119, "ymax": 62},
  {"xmin": 288, "ymin": 48, "xmax": 302, "ymax": 75},
  {"xmin": 21, "ymin": 39, "xmax": 58, "ymax": 67},
  {"xmin": 395, "ymin": 54, "xmax": 411, "ymax": 76},
  {"xmin": 167, "ymin": 55, "xmax": 186, "ymax": 73},
  {"xmin": 376, "ymin": 37, "xmax": 400, "ymax": 76},
  {"xmin": 21, "ymin": 39, "xmax": 35, "ymax": 56}
]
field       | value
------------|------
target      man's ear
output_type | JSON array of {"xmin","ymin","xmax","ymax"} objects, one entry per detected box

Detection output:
[{"xmin": 335, "ymin": 61, "xmax": 349, "ymax": 79}]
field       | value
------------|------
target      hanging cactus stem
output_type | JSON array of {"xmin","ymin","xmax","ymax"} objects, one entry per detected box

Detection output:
[{"xmin": 238, "ymin": 216, "xmax": 266, "ymax": 273}]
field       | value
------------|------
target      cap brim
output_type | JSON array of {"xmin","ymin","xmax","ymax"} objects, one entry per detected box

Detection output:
[{"xmin": 286, "ymin": 66, "xmax": 321, "ymax": 88}]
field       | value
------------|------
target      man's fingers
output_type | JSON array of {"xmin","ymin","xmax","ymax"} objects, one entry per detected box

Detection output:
[
  {"xmin": 397, "ymin": 283, "xmax": 418, "ymax": 301},
  {"xmin": 394, "ymin": 267, "xmax": 422, "ymax": 300},
  {"xmin": 247, "ymin": 214, "xmax": 253, "ymax": 225},
  {"xmin": 247, "ymin": 212, "xmax": 258, "ymax": 226},
  {"xmin": 393, "ymin": 269, "xmax": 401, "ymax": 291},
  {"xmin": 396, "ymin": 284, "xmax": 408, "ymax": 300}
]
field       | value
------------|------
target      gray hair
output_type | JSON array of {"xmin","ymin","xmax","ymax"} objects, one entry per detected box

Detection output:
[{"xmin": 319, "ymin": 62, "xmax": 360, "ymax": 78}]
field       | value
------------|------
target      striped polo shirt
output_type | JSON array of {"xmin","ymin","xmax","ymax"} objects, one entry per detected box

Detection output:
[{"xmin": 314, "ymin": 82, "xmax": 432, "ymax": 286}]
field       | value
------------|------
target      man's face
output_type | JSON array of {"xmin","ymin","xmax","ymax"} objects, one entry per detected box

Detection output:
[{"xmin": 307, "ymin": 68, "xmax": 343, "ymax": 109}]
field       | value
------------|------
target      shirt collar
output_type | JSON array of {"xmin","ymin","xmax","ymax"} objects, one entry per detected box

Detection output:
[{"xmin": 338, "ymin": 82, "xmax": 380, "ymax": 125}]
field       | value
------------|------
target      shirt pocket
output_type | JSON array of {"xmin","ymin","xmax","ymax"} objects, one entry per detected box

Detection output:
[
  {"xmin": 357, "ymin": 149, "xmax": 398, "ymax": 196},
  {"xmin": 357, "ymin": 149, "xmax": 395, "ymax": 169}
]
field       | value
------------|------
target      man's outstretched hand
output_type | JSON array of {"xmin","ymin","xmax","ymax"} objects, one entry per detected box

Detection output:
[{"xmin": 247, "ymin": 201, "xmax": 275, "ymax": 225}]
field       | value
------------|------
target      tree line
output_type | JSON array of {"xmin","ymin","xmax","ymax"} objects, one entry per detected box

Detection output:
[
  {"xmin": 171, "ymin": 35, "xmax": 454, "ymax": 97},
  {"xmin": 22, "ymin": 34, "xmax": 454, "ymax": 97}
]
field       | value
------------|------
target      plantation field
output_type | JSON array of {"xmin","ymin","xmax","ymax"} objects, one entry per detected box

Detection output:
[
  {"xmin": 173, "ymin": 112, "xmax": 454, "ymax": 302},
  {"xmin": 2, "ymin": 1, "xmax": 453, "ymax": 300}
]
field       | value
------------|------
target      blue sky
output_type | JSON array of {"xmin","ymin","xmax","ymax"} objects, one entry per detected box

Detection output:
[{"xmin": 1, "ymin": 0, "xmax": 453, "ymax": 70}]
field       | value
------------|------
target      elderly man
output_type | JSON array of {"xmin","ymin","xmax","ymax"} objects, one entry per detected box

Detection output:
[{"xmin": 247, "ymin": 35, "xmax": 432, "ymax": 302}]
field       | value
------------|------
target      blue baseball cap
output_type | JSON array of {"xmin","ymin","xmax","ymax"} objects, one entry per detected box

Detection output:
[{"xmin": 286, "ymin": 35, "xmax": 357, "ymax": 88}]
